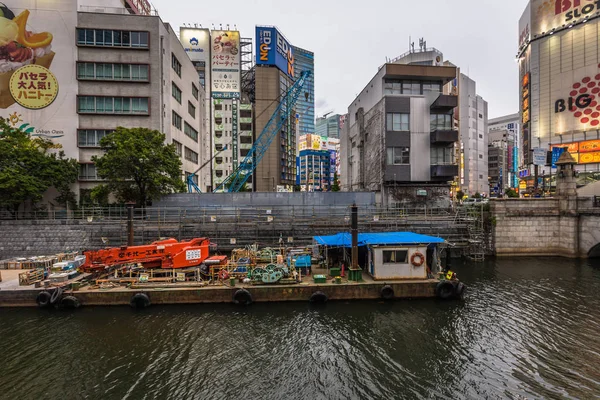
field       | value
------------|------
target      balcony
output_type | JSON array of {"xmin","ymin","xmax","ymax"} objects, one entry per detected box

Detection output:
[
  {"xmin": 240, "ymin": 117, "xmax": 252, "ymax": 124},
  {"xmin": 430, "ymin": 164, "xmax": 459, "ymax": 180},
  {"xmin": 431, "ymin": 94, "xmax": 458, "ymax": 110},
  {"xmin": 430, "ymin": 129, "xmax": 459, "ymax": 144}
]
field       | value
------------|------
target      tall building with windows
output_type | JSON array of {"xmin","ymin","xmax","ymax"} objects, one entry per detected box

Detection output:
[
  {"xmin": 488, "ymin": 113, "xmax": 521, "ymax": 189},
  {"xmin": 341, "ymin": 58, "xmax": 459, "ymax": 207},
  {"xmin": 316, "ymin": 114, "xmax": 342, "ymax": 138},
  {"xmin": 293, "ymin": 46, "xmax": 315, "ymax": 138},
  {"xmin": 4, "ymin": 0, "xmax": 207, "ymax": 205},
  {"xmin": 518, "ymin": 1, "xmax": 600, "ymax": 186},
  {"xmin": 459, "ymin": 74, "xmax": 489, "ymax": 195}
]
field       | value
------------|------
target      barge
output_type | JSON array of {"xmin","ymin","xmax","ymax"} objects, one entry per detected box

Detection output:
[{"xmin": 0, "ymin": 231, "xmax": 464, "ymax": 308}]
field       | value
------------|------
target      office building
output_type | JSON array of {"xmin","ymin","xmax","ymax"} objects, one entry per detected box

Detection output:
[
  {"xmin": 488, "ymin": 113, "xmax": 520, "ymax": 189},
  {"xmin": 341, "ymin": 53, "xmax": 459, "ymax": 207},
  {"xmin": 296, "ymin": 150, "xmax": 333, "ymax": 192},
  {"xmin": 518, "ymin": 0, "xmax": 600, "ymax": 181},
  {"xmin": 293, "ymin": 46, "xmax": 315, "ymax": 137},
  {"xmin": 5, "ymin": 0, "xmax": 207, "ymax": 204},
  {"xmin": 488, "ymin": 143, "xmax": 509, "ymax": 196},
  {"xmin": 316, "ymin": 114, "xmax": 342, "ymax": 138},
  {"xmin": 459, "ymin": 74, "xmax": 489, "ymax": 195}
]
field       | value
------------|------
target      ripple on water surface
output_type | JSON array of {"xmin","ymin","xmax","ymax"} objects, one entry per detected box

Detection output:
[{"xmin": 1, "ymin": 257, "xmax": 600, "ymax": 400}]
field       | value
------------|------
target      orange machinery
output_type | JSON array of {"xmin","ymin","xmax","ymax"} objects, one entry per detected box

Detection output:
[{"xmin": 82, "ymin": 238, "xmax": 211, "ymax": 272}]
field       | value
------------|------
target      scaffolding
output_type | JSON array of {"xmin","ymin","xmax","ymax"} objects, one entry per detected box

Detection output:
[{"xmin": 455, "ymin": 205, "xmax": 486, "ymax": 262}]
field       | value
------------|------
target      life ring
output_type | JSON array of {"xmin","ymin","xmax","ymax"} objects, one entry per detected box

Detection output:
[
  {"xmin": 309, "ymin": 291, "xmax": 328, "ymax": 304},
  {"xmin": 435, "ymin": 281, "xmax": 455, "ymax": 300},
  {"xmin": 50, "ymin": 287, "xmax": 63, "ymax": 305},
  {"xmin": 233, "ymin": 289, "xmax": 253, "ymax": 305},
  {"xmin": 218, "ymin": 270, "xmax": 230, "ymax": 280},
  {"xmin": 60, "ymin": 295, "xmax": 81, "ymax": 310},
  {"xmin": 130, "ymin": 293, "xmax": 151, "ymax": 309},
  {"xmin": 410, "ymin": 252, "xmax": 425, "ymax": 267},
  {"xmin": 381, "ymin": 285, "xmax": 394, "ymax": 300},
  {"xmin": 36, "ymin": 291, "xmax": 52, "ymax": 308}
]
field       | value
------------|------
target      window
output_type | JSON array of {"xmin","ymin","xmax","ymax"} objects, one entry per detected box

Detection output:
[
  {"xmin": 422, "ymin": 82, "xmax": 442, "ymax": 93},
  {"xmin": 76, "ymin": 29, "xmax": 148, "ymax": 48},
  {"xmin": 430, "ymin": 147, "xmax": 454, "ymax": 165},
  {"xmin": 402, "ymin": 81, "xmax": 421, "ymax": 95},
  {"xmin": 430, "ymin": 114, "xmax": 452, "ymax": 131},
  {"xmin": 78, "ymin": 129, "xmax": 113, "ymax": 147},
  {"xmin": 77, "ymin": 96, "xmax": 149, "ymax": 115},
  {"xmin": 79, "ymin": 164, "xmax": 99, "ymax": 181},
  {"xmin": 184, "ymin": 122, "xmax": 198, "ymax": 141},
  {"xmin": 215, "ymin": 144, "xmax": 224, "ymax": 151},
  {"xmin": 215, "ymin": 157, "xmax": 223, "ymax": 164},
  {"xmin": 77, "ymin": 63, "xmax": 149, "ymax": 81},
  {"xmin": 171, "ymin": 53, "xmax": 182, "ymax": 77},
  {"xmin": 192, "ymin": 83, "xmax": 199, "ymax": 100},
  {"xmin": 172, "ymin": 111, "xmax": 182, "ymax": 130},
  {"xmin": 172, "ymin": 82, "xmax": 182, "ymax": 103},
  {"xmin": 382, "ymin": 250, "xmax": 409, "ymax": 264},
  {"xmin": 188, "ymin": 101, "xmax": 196, "ymax": 118},
  {"xmin": 215, "ymin": 170, "xmax": 223, "ymax": 178},
  {"xmin": 240, "ymin": 136, "xmax": 252, "ymax": 144},
  {"xmin": 387, "ymin": 113, "xmax": 410, "ymax": 131},
  {"xmin": 173, "ymin": 140, "xmax": 182, "ymax": 156},
  {"xmin": 479, "ymin": 134, "xmax": 483, "ymax": 139},
  {"xmin": 384, "ymin": 79, "xmax": 402, "ymax": 95},
  {"xmin": 184, "ymin": 147, "xmax": 198, "ymax": 163},
  {"xmin": 479, "ymin": 154, "xmax": 483, "ymax": 159},
  {"xmin": 386, "ymin": 147, "xmax": 410, "ymax": 165}
]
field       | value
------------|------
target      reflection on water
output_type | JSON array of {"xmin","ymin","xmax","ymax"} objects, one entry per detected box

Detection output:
[{"xmin": 1, "ymin": 258, "xmax": 600, "ymax": 399}]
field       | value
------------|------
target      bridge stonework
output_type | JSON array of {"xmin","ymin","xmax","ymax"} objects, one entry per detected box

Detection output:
[{"xmin": 492, "ymin": 153, "xmax": 600, "ymax": 258}]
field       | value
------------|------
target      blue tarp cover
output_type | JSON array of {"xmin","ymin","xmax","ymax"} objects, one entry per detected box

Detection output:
[{"xmin": 314, "ymin": 232, "xmax": 445, "ymax": 247}]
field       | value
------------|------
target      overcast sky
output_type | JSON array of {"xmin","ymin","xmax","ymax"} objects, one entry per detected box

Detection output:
[{"xmin": 153, "ymin": 0, "xmax": 526, "ymax": 120}]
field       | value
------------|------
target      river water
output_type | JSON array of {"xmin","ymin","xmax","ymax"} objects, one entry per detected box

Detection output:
[{"xmin": 1, "ymin": 258, "xmax": 600, "ymax": 400}]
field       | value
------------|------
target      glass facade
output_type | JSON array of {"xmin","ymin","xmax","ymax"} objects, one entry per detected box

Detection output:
[
  {"xmin": 316, "ymin": 114, "xmax": 341, "ymax": 138},
  {"xmin": 296, "ymin": 150, "xmax": 333, "ymax": 191},
  {"xmin": 293, "ymin": 46, "xmax": 315, "ymax": 137}
]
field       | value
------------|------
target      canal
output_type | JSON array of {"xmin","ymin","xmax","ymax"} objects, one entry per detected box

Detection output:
[{"xmin": 1, "ymin": 258, "xmax": 599, "ymax": 399}]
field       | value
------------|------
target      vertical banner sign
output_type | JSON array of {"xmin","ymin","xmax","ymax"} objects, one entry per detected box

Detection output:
[
  {"xmin": 552, "ymin": 147, "xmax": 566, "ymax": 169},
  {"xmin": 232, "ymin": 100, "xmax": 238, "ymax": 169},
  {"xmin": 522, "ymin": 73, "xmax": 531, "ymax": 165},
  {"xmin": 211, "ymin": 31, "xmax": 240, "ymax": 99}
]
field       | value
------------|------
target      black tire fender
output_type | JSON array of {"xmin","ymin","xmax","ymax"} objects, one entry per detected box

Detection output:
[
  {"xmin": 36, "ymin": 291, "xmax": 52, "ymax": 308},
  {"xmin": 233, "ymin": 289, "xmax": 253, "ymax": 305},
  {"xmin": 60, "ymin": 295, "xmax": 81, "ymax": 310},
  {"xmin": 130, "ymin": 293, "xmax": 151, "ymax": 309},
  {"xmin": 309, "ymin": 291, "xmax": 328, "ymax": 304},
  {"xmin": 435, "ymin": 281, "xmax": 455, "ymax": 300},
  {"xmin": 454, "ymin": 282, "xmax": 466, "ymax": 298},
  {"xmin": 381, "ymin": 285, "xmax": 395, "ymax": 300},
  {"xmin": 50, "ymin": 287, "xmax": 63, "ymax": 305}
]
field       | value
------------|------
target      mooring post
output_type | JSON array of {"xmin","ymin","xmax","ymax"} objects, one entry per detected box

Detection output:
[{"xmin": 127, "ymin": 203, "xmax": 134, "ymax": 247}]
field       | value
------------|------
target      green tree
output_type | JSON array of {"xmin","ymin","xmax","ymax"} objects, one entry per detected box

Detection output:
[
  {"xmin": 331, "ymin": 172, "xmax": 341, "ymax": 192},
  {"xmin": 505, "ymin": 188, "xmax": 519, "ymax": 198},
  {"xmin": 0, "ymin": 118, "xmax": 78, "ymax": 213},
  {"xmin": 92, "ymin": 127, "xmax": 185, "ymax": 206},
  {"xmin": 473, "ymin": 192, "xmax": 482, "ymax": 199},
  {"xmin": 456, "ymin": 190, "xmax": 465, "ymax": 202}
]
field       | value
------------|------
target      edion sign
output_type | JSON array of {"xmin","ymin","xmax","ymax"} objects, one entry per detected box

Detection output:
[{"xmin": 256, "ymin": 26, "xmax": 294, "ymax": 78}]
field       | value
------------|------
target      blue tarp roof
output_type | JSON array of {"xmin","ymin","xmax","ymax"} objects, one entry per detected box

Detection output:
[{"xmin": 313, "ymin": 232, "xmax": 445, "ymax": 247}]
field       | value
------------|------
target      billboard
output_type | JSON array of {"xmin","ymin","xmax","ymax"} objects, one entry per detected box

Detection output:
[
  {"xmin": 1, "ymin": 0, "xmax": 78, "ymax": 159},
  {"xmin": 256, "ymin": 26, "xmax": 294, "ymax": 78},
  {"xmin": 180, "ymin": 28, "xmax": 210, "ymax": 65},
  {"xmin": 211, "ymin": 31, "xmax": 240, "ymax": 99},
  {"xmin": 528, "ymin": 0, "xmax": 600, "ymax": 38},
  {"xmin": 519, "ymin": 2, "xmax": 531, "ymax": 49}
]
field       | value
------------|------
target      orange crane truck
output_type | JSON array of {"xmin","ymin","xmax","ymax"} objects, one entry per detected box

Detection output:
[{"xmin": 81, "ymin": 238, "xmax": 211, "ymax": 272}]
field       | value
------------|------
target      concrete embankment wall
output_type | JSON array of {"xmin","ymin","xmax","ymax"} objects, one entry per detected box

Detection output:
[{"xmin": 492, "ymin": 197, "xmax": 600, "ymax": 258}]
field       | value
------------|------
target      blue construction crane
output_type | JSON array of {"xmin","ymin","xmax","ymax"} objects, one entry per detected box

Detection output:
[
  {"xmin": 187, "ymin": 145, "xmax": 227, "ymax": 194},
  {"xmin": 214, "ymin": 70, "xmax": 311, "ymax": 193}
]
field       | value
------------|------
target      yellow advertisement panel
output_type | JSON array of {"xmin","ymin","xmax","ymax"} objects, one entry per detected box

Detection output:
[
  {"xmin": 0, "ymin": 1, "xmax": 77, "ymax": 158},
  {"xmin": 580, "ymin": 151, "xmax": 600, "ymax": 164},
  {"xmin": 579, "ymin": 139, "xmax": 600, "ymax": 153}
]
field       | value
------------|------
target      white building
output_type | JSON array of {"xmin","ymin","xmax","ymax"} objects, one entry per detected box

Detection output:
[
  {"xmin": 488, "ymin": 113, "xmax": 521, "ymax": 189},
  {"xmin": 459, "ymin": 74, "xmax": 489, "ymax": 196}
]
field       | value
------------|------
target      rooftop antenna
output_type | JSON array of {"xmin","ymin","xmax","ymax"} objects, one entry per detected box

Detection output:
[
  {"xmin": 211, "ymin": 23, "xmax": 215, "ymax": 30},
  {"xmin": 234, "ymin": 24, "xmax": 237, "ymax": 30},
  {"xmin": 194, "ymin": 23, "xmax": 198, "ymax": 28},
  {"xmin": 226, "ymin": 24, "xmax": 230, "ymax": 30},
  {"xmin": 219, "ymin": 23, "xmax": 223, "ymax": 30}
]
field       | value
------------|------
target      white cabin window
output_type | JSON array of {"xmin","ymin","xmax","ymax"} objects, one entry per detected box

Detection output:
[{"xmin": 382, "ymin": 250, "xmax": 409, "ymax": 264}]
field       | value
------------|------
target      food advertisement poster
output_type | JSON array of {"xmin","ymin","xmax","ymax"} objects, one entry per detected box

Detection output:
[
  {"xmin": 211, "ymin": 30, "xmax": 240, "ymax": 99},
  {"xmin": 0, "ymin": 0, "xmax": 77, "ymax": 157}
]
